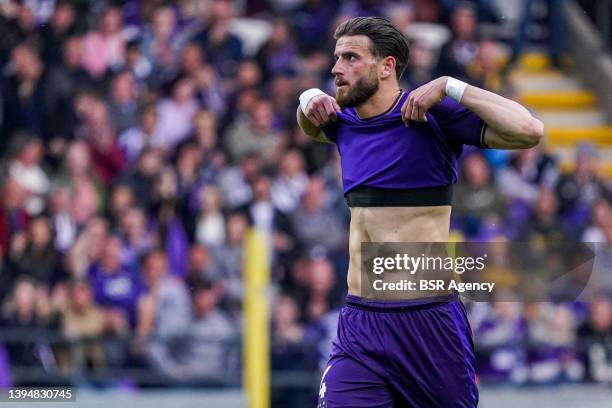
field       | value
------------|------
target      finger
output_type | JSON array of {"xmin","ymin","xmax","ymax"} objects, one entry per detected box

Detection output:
[
  {"xmin": 307, "ymin": 109, "xmax": 321, "ymax": 127},
  {"xmin": 410, "ymin": 99, "xmax": 420, "ymax": 122},
  {"xmin": 400, "ymin": 99, "xmax": 409, "ymax": 126},
  {"xmin": 420, "ymin": 106, "xmax": 429, "ymax": 122},
  {"xmin": 323, "ymin": 98, "xmax": 337, "ymax": 120},
  {"xmin": 402, "ymin": 99, "xmax": 412, "ymax": 126},
  {"xmin": 316, "ymin": 105, "xmax": 330, "ymax": 124},
  {"xmin": 415, "ymin": 101, "xmax": 425, "ymax": 122},
  {"xmin": 332, "ymin": 98, "xmax": 341, "ymax": 112},
  {"xmin": 310, "ymin": 102, "xmax": 326, "ymax": 124},
  {"xmin": 309, "ymin": 111, "xmax": 322, "ymax": 127}
]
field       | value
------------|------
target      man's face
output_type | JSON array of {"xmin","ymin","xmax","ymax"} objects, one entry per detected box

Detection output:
[{"xmin": 332, "ymin": 35, "xmax": 380, "ymax": 108}]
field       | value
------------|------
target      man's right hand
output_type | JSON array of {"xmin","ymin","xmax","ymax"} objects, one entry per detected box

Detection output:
[{"xmin": 302, "ymin": 93, "xmax": 341, "ymax": 128}]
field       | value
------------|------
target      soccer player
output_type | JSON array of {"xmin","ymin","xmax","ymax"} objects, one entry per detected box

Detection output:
[{"xmin": 297, "ymin": 17, "xmax": 544, "ymax": 408}]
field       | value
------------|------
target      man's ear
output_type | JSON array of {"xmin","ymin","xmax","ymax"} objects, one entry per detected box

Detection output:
[{"xmin": 380, "ymin": 56, "xmax": 396, "ymax": 79}]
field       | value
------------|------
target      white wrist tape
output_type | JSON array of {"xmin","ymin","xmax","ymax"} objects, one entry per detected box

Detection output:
[
  {"xmin": 299, "ymin": 88, "xmax": 325, "ymax": 113},
  {"xmin": 445, "ymin": 77, "xmax": 467, "ymax": 102}
]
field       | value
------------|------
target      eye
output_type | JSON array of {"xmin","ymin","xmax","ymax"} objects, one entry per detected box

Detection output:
[{"xmin": 348, "ymin": 55, "xmax": 356, "ymax": 61}]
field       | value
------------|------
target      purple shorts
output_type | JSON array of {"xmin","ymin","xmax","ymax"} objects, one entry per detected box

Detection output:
[{"xmin": 317, "ymin": 294, "xmax": 478, "ymax": 408}]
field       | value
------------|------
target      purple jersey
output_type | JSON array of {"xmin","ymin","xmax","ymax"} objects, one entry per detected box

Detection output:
[
  {"xmin": 88, "ymin": 264, "xmax": 143, "ymax": 326},
  {"xmin": 322, "ymin": 91, "xmax": 487, "ymax": 194}
]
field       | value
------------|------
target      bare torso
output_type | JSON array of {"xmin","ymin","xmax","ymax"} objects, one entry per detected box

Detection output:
[{"xmin": 347, "ymin": 206, "xmax": 452, "ymax": 296}]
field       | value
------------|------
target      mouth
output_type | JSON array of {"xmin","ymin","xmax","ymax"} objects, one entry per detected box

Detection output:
[{"xmin": 336, "ymin": 79, "xmax": 349, "ymax": 88}]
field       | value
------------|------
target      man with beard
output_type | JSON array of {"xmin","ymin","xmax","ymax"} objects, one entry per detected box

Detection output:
[{"xmin": 296, "ymin": 17, "xmax": 544, "ymax": 408}]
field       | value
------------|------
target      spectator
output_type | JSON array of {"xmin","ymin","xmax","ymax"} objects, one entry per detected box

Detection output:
[
  {"xmin": 272, "ymin": 149, "xmax": 309, "ymax": 213},
  {"xmin": 107, "ymin": 184, "xmax": 136, "ymax": 226},
  {"xmin": 255, "ymin": 18, "xmax": 298, "ymax": 81},
  {"xmin": 185, "ymin": 245, "xmax": 221, "ymax": 289},
  {"xmin": 272, "ymin": 295, "xmax": 306, "ymax": 365},
  {"xmin": 44, "ymin": 36, "xmax": 92, "ymax": 141},
  {"xmin": 192, "ymin": 0, "xmax": 244, "ymax": 78},
  {"xmin": 519, "ymin": 187, "xmax": 568, "ymax": 242},
  {"xmin": 118, "ymin": 104, "xmax": 162, "ymax": 164},
  {"xmin": 107, "ymin": 71, "xmax": 139, "ymax": 133},
  {"xmin": 79, "ymin": 100, "xmax": 125, "ymax": 184},
  {"xmin": 269, "ymin": 74, "xmax": 298, "ymax": 130},
  {"xmin": 473, "ymin": 301, "xmax": 528, "ymax": 383},
  {"xmin": 509, "ymin": 0, "xmax": 566, "ymax": 68},
  {"xmin": 303, "ymin": 258, "xmax": 340, "ymax": 323},
  {"xmin": 291, "ymin": 0, "xmax": 340, "ymax": 53},
  {"xmin": 181, "ymin": 279, "xmax": 236, "ymax": 381},
  {"xmin": 175, "ymin": 142, "xmax": 204, "ymax": 204},
  {"xmin": 466, "ymin": 39, "xmax": 506, "ymax": 92},
  {"xmin": 122, "ymin": 38, "xmax": 153, "ymax": 87},
  {"xmin": 497, "ymin": 147, "xmax": 559, "ymax": 206},
  {"xmin": 402, "ymin": 40, "xmax": 436, "ymax": 90},
  {"xmin": 290, "ymin": 177, "xmax": 347, "ymax": 255},
  {"xmin": 58, "ymin": 280, "xmax": 108, "ymax": 375},
  {"xmin": 1, "ymin": 44, "xmax": 50, "ymax": 145},
  {"xmin": 196, "ymin": 186, "xmax": 226, "ymax": 247},
  {"xmin": 48, "ymin": 186, "xmax": 77, "ymax": 252},
  {"xmin": 118, "ymin": 206, "xmax": 156, "ymax": 264},
  {"xmin": 246, "ymin": 175, "xmax": 296, "ymax": 261},
  {"xmin": 8, "ymin": 136, "xmax": 50, "ymax": 216},
  {"xmin": 141, "ymin": 6, "xmax": 181, "ymax": 79},
  {"xmin": 80, "ymin": 6, "xmax": 126, "ymax": 78},
  {"xmin": 526, "ymin": 304, "xmax": 581, "ymax": 383},
  {"xmin": 154, "ymin": 76, "xmax": 199, "ymax": 150},
  {"xmin": 581, "ymin": 199, "xmax": 612, "ymax": 243},
  {"xmin": 120, "ymin": 147, "xmax": 164, "ymax": 211},
  {"xmin": 213, "ymin": 212, "xmax": 248, "ymax": 311},
  {"xmin": 137, "ymin": 250, "xmax": 192, "ymax": 377},
  {"xmin": 187, "ymin": 52, "xmax": 227, "ymax": 117},
  {"xmin": 0, "ymin": 277, "xmax": 58, "ymax": 369},
  {"xmin": 87, "ymin": 236, "xmax": 142, "ymax": 328},
  {"xmin": 187, "ymin": 109, "xmax": 226, "ymax": 183},
  {"xmin": 9, "ymin": 216, "xmax": 63, "ymax": 287},
  {"xmin": 555, "ymin": 143, "xmax": 611, "ymax": 227},
  {"xmin": 217, "ymin": 153, "xmax": 261, "ymax": 209},
  {"xmin": 453, "ymin": 152, "xmax": 506, "ymax": 238},
  {"xmin": 577, "ymin": 297, "xmax": 612, "ymax": 382},
  {"xmin": 224, "ymin": 99, "xmax": 286, "ymax": 165},
  {"xmin": 0, "ymin": 178, "xmax": 30, "ymax": 241},
  {"xmin": 436, "ymin": 2, "xmax": 480, "ymax": 80},
  {"xmin": 67, "ymin": 217, "xmax": 110, "ymax": 279},
  {"xmin": 39, "ymin": 1, "xmax": 77, "ymax": 65}
]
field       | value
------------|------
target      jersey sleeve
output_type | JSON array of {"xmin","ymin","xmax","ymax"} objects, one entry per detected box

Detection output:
[{"xmin": 430, "ymin": 97, "xmax": 489, "ymax": 148}]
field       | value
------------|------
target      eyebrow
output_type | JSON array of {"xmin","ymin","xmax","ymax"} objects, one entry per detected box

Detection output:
[{"xmin": 333, "ymin": 51, "xmax": 359, "ymax": 59}]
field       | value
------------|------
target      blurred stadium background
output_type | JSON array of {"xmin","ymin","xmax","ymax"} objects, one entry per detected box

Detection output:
[{"xmin": 0, "ymin": 0, "xmax": 611, "ymax": 407}]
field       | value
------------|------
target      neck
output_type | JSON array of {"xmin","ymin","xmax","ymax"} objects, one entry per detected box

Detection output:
[{"xmin": 355, "ymin": 81, "xmax": 401, "ymax": 119}]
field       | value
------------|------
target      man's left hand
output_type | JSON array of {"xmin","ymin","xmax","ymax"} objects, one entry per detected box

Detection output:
[{"xmin": 401, "ymin": 76, "xmax": 448, "ymax": 126}]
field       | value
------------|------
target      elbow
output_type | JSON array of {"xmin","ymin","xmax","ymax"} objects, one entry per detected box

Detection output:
[{"xmin": 521, "ymin": 118, "xmax": 544, "ymax": 148}]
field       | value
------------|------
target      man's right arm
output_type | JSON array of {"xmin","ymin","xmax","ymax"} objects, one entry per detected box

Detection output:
[{"xmin": 296, "ymin": 89, "xmax": 341, "ymax": 144}]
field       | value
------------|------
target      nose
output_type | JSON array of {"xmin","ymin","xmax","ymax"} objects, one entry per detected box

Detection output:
[{"xmin": 331, "ymin": 59, "xmax": 342, "ymax": 76}]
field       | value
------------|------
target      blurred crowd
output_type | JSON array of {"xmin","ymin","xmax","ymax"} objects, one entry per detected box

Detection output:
[{"xmin": 0, "ymin": 0, "xmax": 611, "ymax": 395}]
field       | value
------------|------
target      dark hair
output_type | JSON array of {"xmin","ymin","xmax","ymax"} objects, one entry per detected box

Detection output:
[{"xmin": 334, "ymin": 17, "xmax": 410, "ymax": 80}]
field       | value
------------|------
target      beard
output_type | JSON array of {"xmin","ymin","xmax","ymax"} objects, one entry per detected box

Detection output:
[{"xmin": 335, "ymin": 68, "xmax": 379, "ymax": 108}]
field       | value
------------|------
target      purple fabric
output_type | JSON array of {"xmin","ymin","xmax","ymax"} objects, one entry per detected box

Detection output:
[
  {"xmin": 88, "ymin": 264, "xmax": 143, "ymax": 326},
  {"xmin": 165, "ymin": 218, "xmax": 189, "ymax": 278},
  {"xmin": 0, "ymin": 344, "xmax": 12, "ymax": 388},
  {"xmin": 317, "ymin": 294, "xmax": 478, "ymax": 407},
  {"xmin": 561, "ymin": 204, "xmax": 591, "ymax": 230},
  {"xmin": 322, "ymin": 93, "xmax": 486, "ymax": 194}
]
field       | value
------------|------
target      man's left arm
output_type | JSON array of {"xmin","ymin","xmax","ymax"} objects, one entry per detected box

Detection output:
[{"xmin": 402, "ymin": 76, "xmax": 545, "ymax": 149}]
